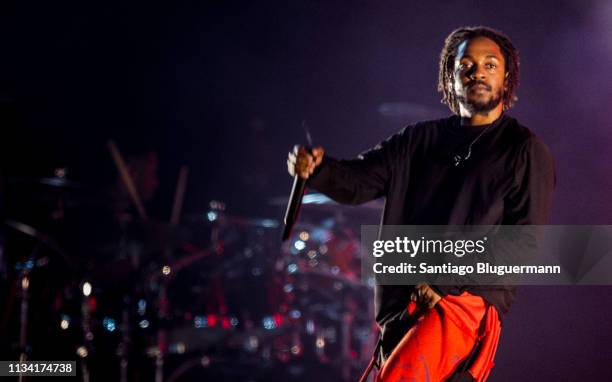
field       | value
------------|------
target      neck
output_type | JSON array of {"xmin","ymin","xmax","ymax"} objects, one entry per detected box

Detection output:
[{"xmin": 458, "ymin": 103, "xmax": 503, "ymax": 126}]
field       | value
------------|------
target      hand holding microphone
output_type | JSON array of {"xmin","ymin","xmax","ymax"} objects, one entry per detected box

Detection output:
[
  {"xmin": 282, "ymin": 145, "xmax": 325, "ymax": 241},
  {"xmin": 286, "ymin": 145, "xmax": 325, "ymax": 179}
]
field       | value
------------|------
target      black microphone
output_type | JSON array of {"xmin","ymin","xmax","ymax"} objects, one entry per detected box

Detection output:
[
  {"xmin": 281, "ymin": 170, "xmax": 308, "ymax": 241},
  {"xmin": 282, "ymin": 122, "xmax": 314, "ymax": 241}
]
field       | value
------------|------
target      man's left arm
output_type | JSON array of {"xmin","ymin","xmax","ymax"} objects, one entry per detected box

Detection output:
[{"xmin": 426, "ymin": 134, "xmax": 557, "ymax": 305}]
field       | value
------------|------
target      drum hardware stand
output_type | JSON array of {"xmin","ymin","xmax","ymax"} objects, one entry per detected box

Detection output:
[
  {"xmin": 16, "ymin": 245, "xmax": 40, "ymax": 382},
  {"xmin": 151, "ymin": 163, "xmax": 188, "ymax": 382},
  {"xmin": 15, "ymin": 245, "xmax": 52, "ymax": 382},
  {"xmin": 154, "ymin": 280, "xmax": 169, "ymax": 382},
  {"xmin": 147, "ymin": 261, "xmax": 172, "ymax": 382},
  {"xmin": 118, "ymin": 296, "xmax": 130, "ymax": 382},
  {"xmin": 6, "ymin": 220, "xmax": 74, "ymax": 382},
  {"xmin": 341, "ymin": 311, "xmax": 353, "ymax": 381},
  {"xmin": 78, "ymin": 280, "xmax": 93, "ymax": 382}
]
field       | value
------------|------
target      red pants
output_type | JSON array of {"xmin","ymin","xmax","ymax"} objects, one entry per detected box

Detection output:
[{"xmin": 376, "ymin": 292, "xmax": 501, "ymax": 382}]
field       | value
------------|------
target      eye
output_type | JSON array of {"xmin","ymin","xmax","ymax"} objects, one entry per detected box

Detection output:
[
  {"xmin": 485, "ymin": 63, "xmax": 497, "ymax": 70},
  {"xmin": 458, "ymin": 62, "xmax": 472, "ymax": 71}
]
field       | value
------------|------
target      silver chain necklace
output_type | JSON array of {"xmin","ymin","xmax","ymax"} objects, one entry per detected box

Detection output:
[{"xmin": 452, "ymin": 116, "xmax": 502, "ymax": 167}]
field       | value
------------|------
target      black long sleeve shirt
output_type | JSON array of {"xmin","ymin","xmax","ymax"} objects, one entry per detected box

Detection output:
[{"xmin": 308, "ymin": 114, "xmax": 556, "ymax": 326}]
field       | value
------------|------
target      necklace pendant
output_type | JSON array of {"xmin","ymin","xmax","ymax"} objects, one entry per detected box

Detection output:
[{"xmin": 453, "ymin": 155, "xmax": 462, "ymax": 167}]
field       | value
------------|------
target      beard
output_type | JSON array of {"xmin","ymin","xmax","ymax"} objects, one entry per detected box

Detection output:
[{"xmin": 457, "ymin": 85, "xmax": 503, "ymax": 114}]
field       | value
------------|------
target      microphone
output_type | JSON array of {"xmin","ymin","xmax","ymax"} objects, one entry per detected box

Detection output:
[
  {"xmin": 282, "ymin": 169, "xmax": 308, "ymax": 241},
  {"xmin": 282, "ymin": 122, "xmax": 314, "ymax": 242}
]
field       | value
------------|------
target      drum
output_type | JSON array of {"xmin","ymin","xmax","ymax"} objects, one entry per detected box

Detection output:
[{"xmin": 155, "ymin": 212, "xmax": 290, "ymax": 361}]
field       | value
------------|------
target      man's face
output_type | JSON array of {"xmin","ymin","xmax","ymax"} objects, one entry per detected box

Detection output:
[{"xmin": 453, "ymin": 36, "xmax": 506, "ymax": 114}]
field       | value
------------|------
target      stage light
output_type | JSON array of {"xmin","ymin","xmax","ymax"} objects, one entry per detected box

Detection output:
[
  {"xmin": 102, "ymin": 317, "xmax": 116, "ymax": 332},
  {"xmin": 294, "ymin": 240, "xmax": 306, "ymax": 251},
  {"xmin": 287, "ymin": 263, "xmax": 298, "ymax": 274},
  {"xmin": 306, "ymin": 320, "xmax": 315, "ymax": 334},
  {"xmin": 260, "ymin": 219, "xmax": 278, "ymax": 228},
  {"xmin": 245, "ymin": 336, "xmax": 259, "ymax": 352},
  {"xmin": 207, "ymin": 314, "xmax": 218, "ymax": 327},
  {"xmin": 60, "ymin": 315, "xmax": 70, "ymax": 330},
  {"xmin": 289, "ymin": 310, "xmax": 302, "ymax": 319},
  {"xmin": 21, "ymin": 277, "xmax": 29, "ymax": 290},
  {"xmin": 137, "ymin": 299, "xmax": 146, "ymax": 315},
  {"xmin": 207, "ymin": 211, "xmax": 218, "ymax": 222},
  {"xmin": 316, "ymin": 335, "xmax": 325, "ymax": 349},
  {"xmin": 221, "ymin": 317, "xmax": 231, "ymax": 329},
  {"xmin": 82, "ymin": 282, "xmax": 92, "ymax": 297},
  {"xmin": 194, "ymin": 316, "xmax": 207, "ymax": 328},
  {"xmin": 76, "ymin": 346, "xmax": 88, "ymax": 358},
  {"xmin": 200, "ymin": 356, "xmax": 211, "ymax": 367},
  {"xmin": 262, "ymin": 316, "xmax": 277, "ymax": 330},
  {"xmin": 173, "ymin": 343, "xmax": 186, "ymax": 354}
]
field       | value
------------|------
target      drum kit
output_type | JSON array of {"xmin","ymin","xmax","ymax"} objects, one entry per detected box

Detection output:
[{"xmin": 0, "ymin": 168, "xmax": 380, "ymax": 381}]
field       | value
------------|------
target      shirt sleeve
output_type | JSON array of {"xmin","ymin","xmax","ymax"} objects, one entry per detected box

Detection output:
[{"xmin": 307, "ymin": 127, "xmax": 410, "ymax": 205}]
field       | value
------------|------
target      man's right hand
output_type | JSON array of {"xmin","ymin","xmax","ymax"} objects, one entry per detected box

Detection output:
[{"xmin": 287, "ymin": 145, "xmax": 325, "ymax": 179}]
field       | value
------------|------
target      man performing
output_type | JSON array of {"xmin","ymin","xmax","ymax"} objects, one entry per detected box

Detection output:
[{"xmin": 287, "ymin": 26, "xmax": 555, "ymax": 381}]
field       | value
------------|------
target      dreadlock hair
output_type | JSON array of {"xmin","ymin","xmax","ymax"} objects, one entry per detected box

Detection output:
[{"xmin": 437, "ymin": 26, "xmax": 520, "ymax": 114}]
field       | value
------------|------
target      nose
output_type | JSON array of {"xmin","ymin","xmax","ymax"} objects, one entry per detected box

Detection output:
[{"xmin": 468, "ymin": 64, "xmax": 486, "ymax": 80}]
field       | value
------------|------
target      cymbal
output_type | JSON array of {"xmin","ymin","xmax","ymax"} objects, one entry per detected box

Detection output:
[
  {"xmin": 4, "ymin": 175, "xmax": 110, "ymax": 210},
  {"xmin": 6, "ymin": 176, "xmax": 84, "ymax": 190},
  {"xmin": 268, "ymin": 192, "xmax": 383, "ymax": 211},
  {"xmin": 184, "ymin": 212, "xmax": 279, "ymax": 229},
  {"xmin": 4, "ymin": 219, "xmax": 75, "ymax": 269}
]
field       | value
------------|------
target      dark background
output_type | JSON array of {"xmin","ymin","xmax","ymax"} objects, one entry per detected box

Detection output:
[{"xmin": 1, "ymin": 0, "xmax": 611, "ymax": 380}]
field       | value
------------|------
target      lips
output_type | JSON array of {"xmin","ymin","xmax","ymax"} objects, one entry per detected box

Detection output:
[{"xmin": 469, "ymin": 83, "xmax": 491, "ymax": 92}]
